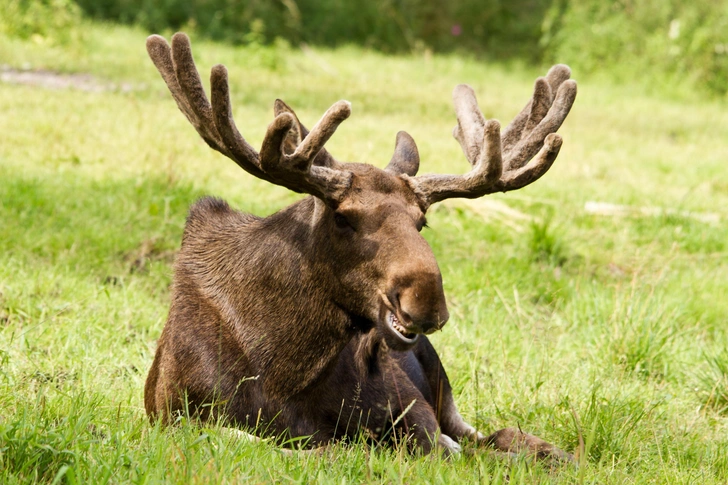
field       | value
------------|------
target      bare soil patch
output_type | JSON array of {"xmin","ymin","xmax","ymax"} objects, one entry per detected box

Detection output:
[{"xmin": 0, "ymin": 65, "xmax": 136, "ymax": 92}]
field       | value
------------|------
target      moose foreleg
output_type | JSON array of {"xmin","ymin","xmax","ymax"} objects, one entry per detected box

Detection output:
[
  {"xmin": 365, "ymin": 360, "xmax": 461, "ymax": 456},
  {"xmin": 398, "ymin": 337, "xmax": 480, "ymax": 442}
]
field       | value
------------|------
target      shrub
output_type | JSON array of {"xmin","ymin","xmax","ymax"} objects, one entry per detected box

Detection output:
[
  {"xmin": 5, "ymin": 0, "xmax": 728, "ymax": 96},
  {"xmin": 696, "ymin": 350, "xmax": 728, "ymax": 415},
  {"xmin": 0, "ymin": 0, "xmax": 84, "ymax": 46},
  {"xmin": 71, "ymin": 0, "xmax": 549, "ymax": 58},
  {"xmin": 542, "ymin": 0, "xmax": 728, "ymax": 96}
]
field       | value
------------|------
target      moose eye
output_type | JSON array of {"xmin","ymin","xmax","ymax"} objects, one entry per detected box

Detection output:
[
  {"xmin": 333, "ymin": 213, "xmax": 354, "ymax": 231},
  {"xmin": 417, "ymin": 218, "xmax": 428, "ymax": 232}
]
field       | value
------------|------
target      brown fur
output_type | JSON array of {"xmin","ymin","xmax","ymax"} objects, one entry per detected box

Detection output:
[{"xmin": 144, "ymin": 33, "xmax": 577, "ymax": 459}]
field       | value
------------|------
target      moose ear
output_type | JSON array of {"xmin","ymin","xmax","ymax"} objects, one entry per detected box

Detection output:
[
  {"xmin": 385, "ymin": 131, "xmax": 420, "ymax": 176},
  {"xmin": 274, "ymin": 99, "xmax": 338, "ymax": 168}
]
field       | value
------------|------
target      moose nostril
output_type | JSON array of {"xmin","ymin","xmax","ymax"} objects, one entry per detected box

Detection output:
[
  {"xmin": 386, "ymin": 288, "xmax": 401, "ymax": 309},
  {"xmin": 387, "ymin": 273, "xmax": 448, "ymax": 333},
  {"xmin": 399, "ymin": 309, "xmax": 412, "ymax": 324}
]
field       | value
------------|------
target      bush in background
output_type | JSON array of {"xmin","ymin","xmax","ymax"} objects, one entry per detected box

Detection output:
[
  {"xmin": 542, "ymin": 0, "xmax": 728, "ymax": 96},
  {"xmin": 2, "ymin": 0, "xmax": 727, "ymax": 96},
  {"xmin": 0, "ymin": 0, "xmax": 84, "ymax": 46},
  {"xmin": 72, "ymin": 0, "xmax": 550, "ymax": 59}
]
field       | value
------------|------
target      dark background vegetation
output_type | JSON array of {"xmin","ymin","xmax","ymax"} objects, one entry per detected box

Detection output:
[{"xmin": 4, "ymin": 0, "xmax": 728, "ymax": 96}]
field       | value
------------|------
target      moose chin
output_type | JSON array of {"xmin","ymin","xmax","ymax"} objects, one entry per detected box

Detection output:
[{"xmin": 143, "ymin": 33, "xmax": 577, "ymax": 460}]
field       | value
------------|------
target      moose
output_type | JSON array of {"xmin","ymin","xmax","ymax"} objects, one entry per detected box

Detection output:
[{"xmin": 144, "ymin": 33, "xmax": 577, "ymax": 459}]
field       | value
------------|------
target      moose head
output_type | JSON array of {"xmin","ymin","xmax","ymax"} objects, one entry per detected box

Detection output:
[{"xmin": 144, "ymin": 33, "xmax": 577, "ymax": 458}]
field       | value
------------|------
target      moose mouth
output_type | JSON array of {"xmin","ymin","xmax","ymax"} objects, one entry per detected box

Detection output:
[{"xmin": 385, "ymin": 309, "xmax": 419, "ymax": 344}]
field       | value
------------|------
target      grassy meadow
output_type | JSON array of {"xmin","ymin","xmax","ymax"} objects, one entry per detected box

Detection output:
[{"xmin": 1, "ymin": 20, "xmax": 728, "ymax": 484}]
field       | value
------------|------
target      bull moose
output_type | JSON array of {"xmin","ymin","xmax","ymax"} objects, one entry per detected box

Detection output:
[{"xmin": 144, "ymin": 33, "xmax": 577, "ymax": 459}]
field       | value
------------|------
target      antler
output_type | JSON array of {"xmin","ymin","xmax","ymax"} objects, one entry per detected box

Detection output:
[
  {"xmin": 146, "ymin": 33, "xmax": 352, "ymax": 203},
  {"xmin": 412, "ymin": 65, "xmax": 577, "ymax": 206}
]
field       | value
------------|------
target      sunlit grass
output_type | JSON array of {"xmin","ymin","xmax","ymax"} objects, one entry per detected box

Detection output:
[{"xmin": 1, "ymin": 20, "xmax": 727, "ymax": 483}]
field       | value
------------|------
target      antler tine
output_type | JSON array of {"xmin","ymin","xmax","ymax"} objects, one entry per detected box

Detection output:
[
  {"xmin": 496, "ymin": 132, "xmax": 562, "ymax": 190},
  {"xmin": 518, "ymin": 78, "xmax": 553, "ymax": 149},
  {"xmin": 546, "ymin": 64, "xmax": 573, "ymax": 92},
  {"xmin": 452, "ymin": 84, "xmax": 488, "ymax": 165},
  {"xmin": 169, "ymin": 34, "xmax": 214, "ymax": 134},
  {"xmin": 500, "ymin": 64, "xmax": 571, "ymax": 159},
  {"xmin": 149, "ymin": 33, "xmax": 352, "ymax": 203},
  {"xmin": 273, "ymin": 99, "xmax": 340, "ymax": 169},
  {"xmin": 147, "ymin": 35, "xmax": 223, "ymax": 152},
  {"xmin": 411, "ymin": 113, "xmax": 503, "ymax": 204},
  {"xmin": 259, "ymin": 112, "xmax": 297, "ymax": 172},
  {"xmin": 411, "ymin": 65, "xmax": 576, "ymax": 206},
  {"xmin": 209, "ymin": 64, "xmax": 268, "ymax": 179},
  {"xmin": 289, "ymin": 101, "xmax": 351, "ymax": 169},
  {"xmin": 172, "ymin": 33, "xmax": 276, "ymax": 180},
  {"xmin": 448, "ymin": 84, "xmax": 503, "ymax": 185},
  {"xmin": 503, "ymin": 79, "xmax": 576, "ymax": 171},
  {"xmin": 258, "ymin": 101, "xmax": 353, "ymax": 200}
]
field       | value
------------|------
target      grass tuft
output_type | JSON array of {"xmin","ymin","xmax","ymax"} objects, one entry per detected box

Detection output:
[{"xmin": 696, "ymin": 350, "xmax": 728, "ymax": 415}]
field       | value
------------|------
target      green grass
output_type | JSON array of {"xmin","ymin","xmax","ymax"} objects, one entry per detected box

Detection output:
[{"xmin": 1, "ymin": 20, "xmax": 728, "ymax": 484}]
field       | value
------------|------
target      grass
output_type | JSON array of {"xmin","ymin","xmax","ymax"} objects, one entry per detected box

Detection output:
[{"xmin": 1, "ymin": 19, "xmax": 728, "ymax": 484}]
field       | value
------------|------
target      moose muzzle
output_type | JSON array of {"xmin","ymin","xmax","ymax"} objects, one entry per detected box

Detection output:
[{"xmin": 386, "ymin": 269, "xmax": 449, "ymax": 337}]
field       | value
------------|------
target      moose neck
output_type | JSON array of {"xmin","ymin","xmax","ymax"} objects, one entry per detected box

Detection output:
[
  {"xmin": 261, "ymin": 196, "xmax": 341, "ymax": 294},
  {"xmin": 235, "ymin": 196, "xmax": 359, "ymax": 397}
]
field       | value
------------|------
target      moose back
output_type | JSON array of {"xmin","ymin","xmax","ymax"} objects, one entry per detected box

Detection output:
[{"xmin": 143, "ymin": 33, "xmax": 577, "ymax": 458}]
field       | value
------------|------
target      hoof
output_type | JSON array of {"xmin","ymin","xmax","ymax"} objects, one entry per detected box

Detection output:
[
  {"xmin": 437, "ymin": 433, "xmax": 462, "ymax": 458},
  {"xmin": 481, "ymin": 427, "xmax": 574, "ymax": 463}
]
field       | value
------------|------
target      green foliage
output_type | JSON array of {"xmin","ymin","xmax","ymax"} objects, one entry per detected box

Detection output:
[
  {"xmin": 71, "ymin": 0, "xmax": 549, "ymax": 58},
  {"xmin": 0, "ymin": 0, "xmax": 84, "ymax": 46},
  {"xmin": 528, "ymin": 216, "xmax": 568, "ymax": 267},
  {"xmin": 5, "ymin": 0, "xmax": 728, "ymax": 94},
  {"xmin": 543, "ymin": 0, "xmax": 728, "ymax": 96},
  {"xmin": 0, "ymin": 170, "xmax": 196, "ymax": 277},
  {"xmin": 606, "ymin": 292, "xmax": 682, "ymax": 379},
  {"xmin": 696, "ymin": 350, "xmax": 728, "ymax": 415},
  {"xmin": 563, "ymin": 383, "xmax": 659, "ymax": 463},
  {"xmin": 0, "ymin": 392, "xmax": 103, "ymax": 482},
  {"xmin": 49, "ymin": 0, "xmax": 725, "ymax": 96}
]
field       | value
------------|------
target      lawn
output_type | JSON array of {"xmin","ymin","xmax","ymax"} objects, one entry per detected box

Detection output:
[{"xmin": 1, "ymin": 20, "xmax": 728, "ymax": 484}]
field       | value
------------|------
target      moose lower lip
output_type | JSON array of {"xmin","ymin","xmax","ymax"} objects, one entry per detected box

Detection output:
[{"xmin": 386, "ymin": 310, "xmax": 418, "ymax": 343}]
